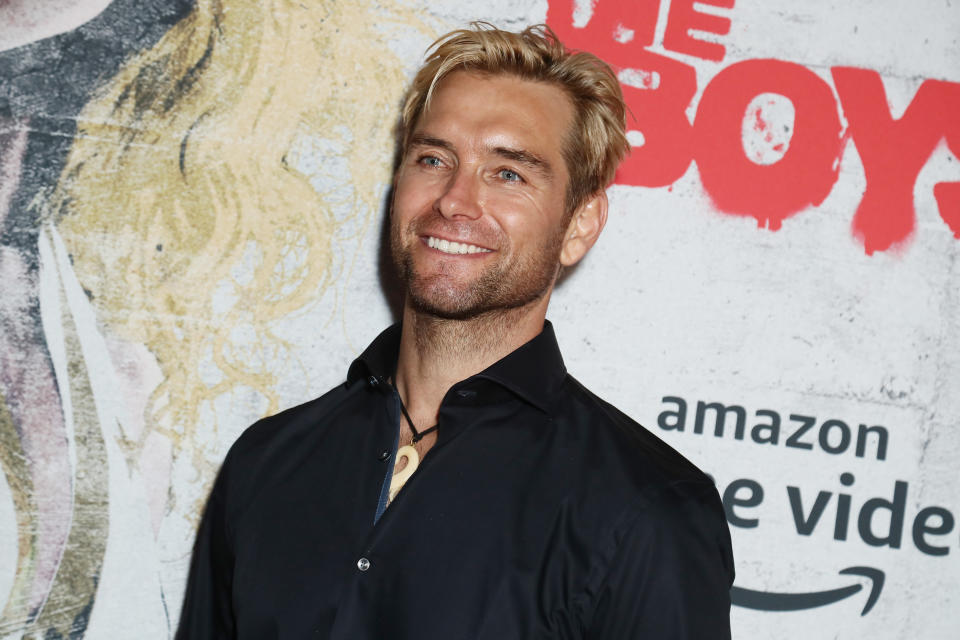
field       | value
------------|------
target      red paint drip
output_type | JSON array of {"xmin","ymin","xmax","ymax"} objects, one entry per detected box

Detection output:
[
  {"xmin": 832, "ymin": 68, "xmax": 960, "ymax": 254},
  {"xmin": 934, "ymin": 182, "xmax": 960, "ymax": 239},
  {"xmin": 693, "ymin": 59, "xmax": 843, "ymax": 230},
  {"xmin": 547, "ymin": 0, "xmax": 960, "ymax": 254}
]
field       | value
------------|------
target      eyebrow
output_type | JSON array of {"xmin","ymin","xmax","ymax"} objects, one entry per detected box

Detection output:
[
  {"xmin": 408, "ymin": 134, "xmax": 454, "ymax": 152},
  {"xmin": 491, "ymin": 146, "xmax": 553, "ymax": 180},
  {"xmin": 408, "ymin": 134, "xmax": 554, "ymax": 180}
]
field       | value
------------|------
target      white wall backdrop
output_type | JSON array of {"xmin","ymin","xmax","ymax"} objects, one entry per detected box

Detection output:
[{"xmin": 1, "ymin": 0, "xmax": 958, "ymax": 638}]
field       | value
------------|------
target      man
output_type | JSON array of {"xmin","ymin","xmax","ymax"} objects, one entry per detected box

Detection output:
[{"xmin": 177, "ymin": 23, "xmax": 734, "ymax": 639}]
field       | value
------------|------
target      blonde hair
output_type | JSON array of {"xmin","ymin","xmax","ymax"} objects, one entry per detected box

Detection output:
[
  {"xmin": 400, "ymin": 22, "xmax": 629, "ymax": 214},
  {"xmin": 51, "ymin": 0, "xmax": 409, "ymax": 467}
]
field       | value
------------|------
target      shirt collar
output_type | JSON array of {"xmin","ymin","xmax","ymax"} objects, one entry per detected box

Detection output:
[
  {"xmin": 347, "ymin": 320, "xmax": 567, "ymax": 413},
  {"xmin": 347, "ymin": 323, "xmax": 402, "ymax": 385}
]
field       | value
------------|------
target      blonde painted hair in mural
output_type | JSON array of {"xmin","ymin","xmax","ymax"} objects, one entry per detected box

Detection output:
[{"xmin": 52, "ymin": 0, "xmax": 412, "ymax": 472}]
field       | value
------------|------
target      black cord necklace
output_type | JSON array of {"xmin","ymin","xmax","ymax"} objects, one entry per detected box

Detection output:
[{"xmin": 397, "ymin": 393, "xmax": 439, "ymax": 443}]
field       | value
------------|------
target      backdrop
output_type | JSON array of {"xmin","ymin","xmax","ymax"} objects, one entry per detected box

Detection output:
[{"xmin": 1, "ymin": 0, "xmax": 958, "ymax": 638}]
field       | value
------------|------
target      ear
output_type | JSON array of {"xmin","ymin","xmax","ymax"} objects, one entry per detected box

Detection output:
[{"xmin": 559, "ymin": 190, "xmax": 608, "ymax": 267}]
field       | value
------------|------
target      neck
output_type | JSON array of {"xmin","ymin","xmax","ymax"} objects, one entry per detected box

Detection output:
[{"xmin": 393, "ymin": 299, "xmax": 549, "ymax": 427}]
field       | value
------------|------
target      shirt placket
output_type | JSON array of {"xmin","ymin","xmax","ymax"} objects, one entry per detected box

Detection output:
[
  {"xmin": 332, "ymin": 381, "xmax": 491, "ymax": 639},
  {"xmin": 363, "ymin": 375, "xmax": 401, "ymax": 524}
]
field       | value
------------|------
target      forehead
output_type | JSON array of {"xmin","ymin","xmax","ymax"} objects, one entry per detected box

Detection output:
[{"xmin": 415, "ymin": 71, "xmax": 574, "ymax": 166}]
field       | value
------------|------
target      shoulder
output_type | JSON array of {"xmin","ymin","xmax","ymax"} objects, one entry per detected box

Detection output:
[
  {"xmin": 555, "ymin": 375, "xmax": 731, "ymax": 562},
  {"xmin": 559, "ymin": 375, "xmax": 715, "ymax": 498},
  {"xmin": 231, "ymin": 381, "xmax": 353, "ymax": 452},
  {"xmin": 214, "ymin": 380, "xmax": 359, "ymax": 500},
  {"xmin": 553, "ymin": 377, "xmax": 735, "ymax": 632}
]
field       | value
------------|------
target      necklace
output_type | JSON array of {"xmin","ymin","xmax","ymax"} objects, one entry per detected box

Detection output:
[
  {"xmin": 388, "ymin": 386, "xmax": 438, "ymax": 502},
  {"xmin": 387, "ymin": 391, "xmax": 439, "ymax": 503},
  {"xmin": 396, "ymin": 386, "xmax": 439, "ymax": 444},
  {"xmin": 389, "ymin": 445, "xmax": 418, "ymax": 502}
]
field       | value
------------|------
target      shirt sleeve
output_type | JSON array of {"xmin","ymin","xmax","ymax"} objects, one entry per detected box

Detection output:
[
  {"xmin": 175, "ymin": 465, "xmax": 236, "ymax": 639},
  {"xmin": 585, "ymin": 482, "xmax": 735, "ymax": 640}
]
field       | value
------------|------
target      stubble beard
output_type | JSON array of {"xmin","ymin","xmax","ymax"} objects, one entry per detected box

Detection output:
[{"xmin": 390, "ymin": 217, "xmax": 564, "ymax": 325}]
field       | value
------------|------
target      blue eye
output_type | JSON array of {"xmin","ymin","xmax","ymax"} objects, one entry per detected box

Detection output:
[
  {"xmin": 499, "ymin": 169, "xmax": 522, "ymax": 182},
  {"xmin": 419, "ymin": 155, "xmax": 443, "ymax": 167}
]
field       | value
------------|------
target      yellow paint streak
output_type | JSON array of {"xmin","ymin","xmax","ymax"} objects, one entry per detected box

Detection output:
[
  {"xmin": 0, "ymin": 390, "xmax": 37, "ymax": 630},
  {"xmin": 51, "ymin": 0, "xmax": 422, "ymax": 482},
  {"xmin": 30, "ymin": 261, "xmax": 109, "ymax": 637}
]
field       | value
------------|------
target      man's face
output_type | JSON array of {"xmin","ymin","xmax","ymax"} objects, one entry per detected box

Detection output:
[{"xmin": 391, "ymin": 71, "xmax": 576, "ymax": 320}]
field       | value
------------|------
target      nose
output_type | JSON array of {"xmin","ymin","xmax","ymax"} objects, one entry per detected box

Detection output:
[{"xmin": 436, "ymin": 167, "xmax": 483, "ymax": 220}]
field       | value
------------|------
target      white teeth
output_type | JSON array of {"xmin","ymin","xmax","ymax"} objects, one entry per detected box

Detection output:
[{"xmin": 427, "ymin": 236, "xmax": 491, "ymax": 255}]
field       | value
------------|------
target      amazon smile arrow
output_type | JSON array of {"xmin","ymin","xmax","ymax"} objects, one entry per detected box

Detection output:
[{"xmin": 731, "ymin": 566, "xmax": 884, "ymax": 616}]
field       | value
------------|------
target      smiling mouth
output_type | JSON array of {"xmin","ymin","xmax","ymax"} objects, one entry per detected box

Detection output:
[{"xmin": 426, "ymin": 236, "xmax": 493, "ymax": 255}]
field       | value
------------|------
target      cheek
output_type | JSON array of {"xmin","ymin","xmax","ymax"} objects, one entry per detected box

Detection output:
[
  {"xmin": 394, "ymin": 171, "xmax": 440, "ymax": 214},
  {"xmin": 392, "ymin": 184, "xmax": 426, "ymax": 223},
  {"xmin": 493, "ymin": 193, "xmax": 563, "ymax": 241}
]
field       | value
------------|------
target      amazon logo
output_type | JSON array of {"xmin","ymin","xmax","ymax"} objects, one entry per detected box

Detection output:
[{"xmin": 732, "ymin": 566, "xmax": 884, "ymax": 615}]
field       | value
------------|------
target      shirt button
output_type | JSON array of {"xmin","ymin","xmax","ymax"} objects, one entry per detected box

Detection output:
[
  {"xmin": 377, "ymin": 449, "xmax": 390, "ymax": 461},
  {"xmin": 357, "ymin": 557, "xmax": 371, "ymax": 572}
]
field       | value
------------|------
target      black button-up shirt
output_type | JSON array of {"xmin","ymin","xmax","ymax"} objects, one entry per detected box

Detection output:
[{"xmin": 176, "ymin": 322, "xmax": 734, "ymax": 639}]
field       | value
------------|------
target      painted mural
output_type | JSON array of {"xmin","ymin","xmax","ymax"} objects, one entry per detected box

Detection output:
[
  {"xmin": 1, "ymin": 0, "xmax": 423, "ymax": 636},
  {"xmin": 1, "ymin": 0, "xmax": 958, "ymax": 638}
]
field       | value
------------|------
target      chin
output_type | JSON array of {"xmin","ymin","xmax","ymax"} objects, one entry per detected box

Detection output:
[
  {"xmin": 407, "ymin": 283, "xmax": 488, "ymax": 320},
  {"xmin": 396, "ymin": 244, "xmax": 558, "ymax": 321},
  {"xmin": 407, "ymin": 280, "xmax": 549, "ymax": 322}
]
